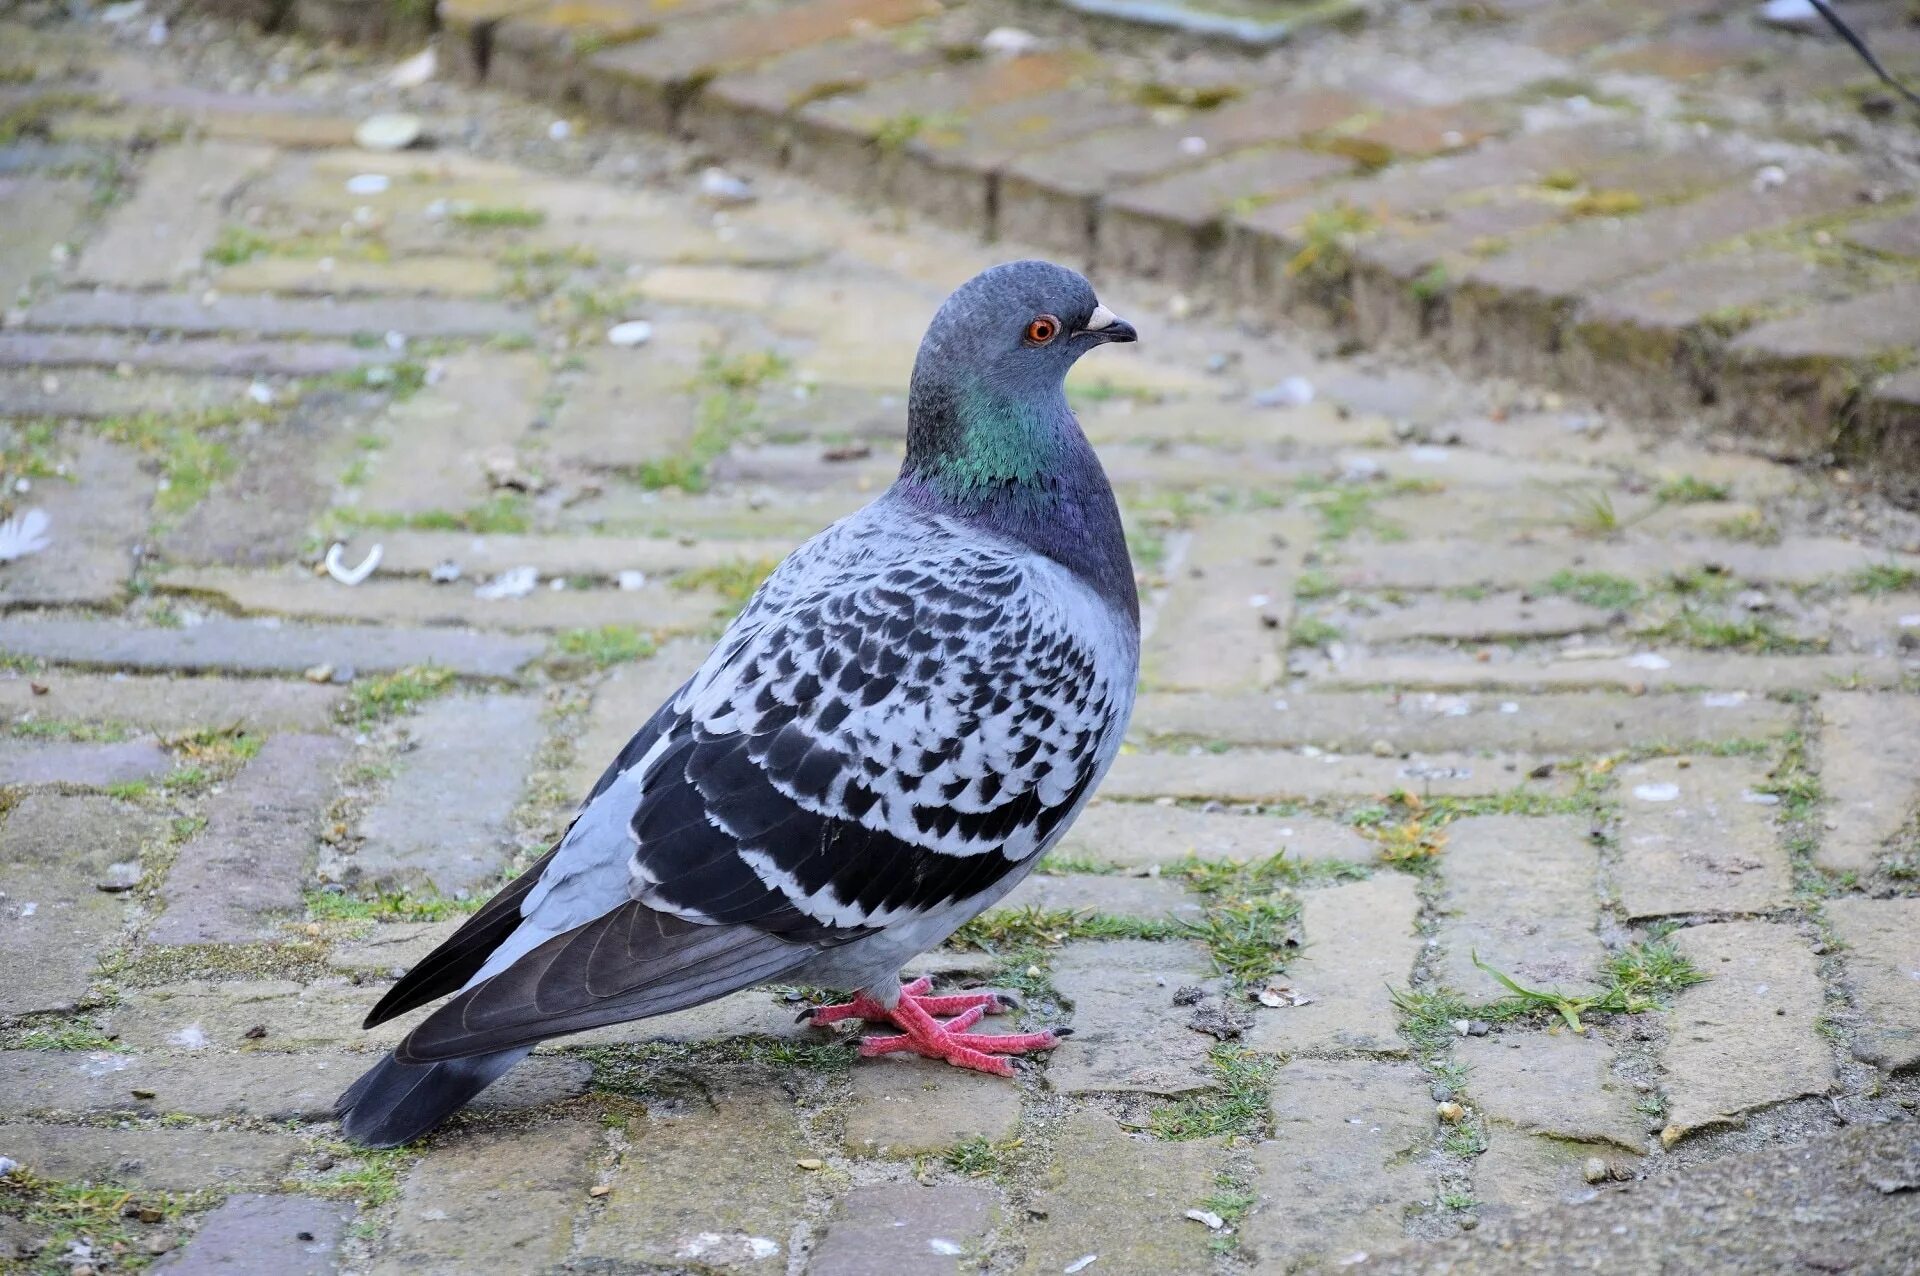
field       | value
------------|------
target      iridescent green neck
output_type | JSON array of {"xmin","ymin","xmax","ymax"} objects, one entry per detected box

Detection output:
[{"xmin": 905, "ymin": 379, "xmax": 1069, "ymax": 501}]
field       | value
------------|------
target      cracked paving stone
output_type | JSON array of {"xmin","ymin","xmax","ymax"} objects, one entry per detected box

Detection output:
[
  {"xmin": 1661, "ymin": 920, "xmax": 1834, "ymax": 1143},
  {"xmin": 1102, "ymin": 748, "xmax": 1569, "ymax": 803},
  {"xmin": 0, "ymin": 673, "xmax": 340, "ymax": 734},
  {"xmin": 1824, "ymin": 898, "xmax": 1920, "ymax": 1074},
  {"xmin": 1615, "ymin": 757, "xmax": 1793, "ymax": 919},
  {"xmin": 1456, "ymin": 1030, "xmax": 1645, "ymax": 1150},
  {"xmin": 73, "ymin": 142, "xmax": 273, "ymax": 288},
  {"xmin": 1814, "ymin": 693, "xmax": 1920, "ymax": 877}
]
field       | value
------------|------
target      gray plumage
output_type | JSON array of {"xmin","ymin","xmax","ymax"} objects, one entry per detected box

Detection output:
[{"xmin": 339, "ymin": 260, "xmax": 1140, "ymax": 1146}]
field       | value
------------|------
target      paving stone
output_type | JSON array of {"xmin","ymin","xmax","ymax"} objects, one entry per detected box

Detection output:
[
  {"xmin": 1046, "ymin": 940, "xmax": 1216, "ymax": 1096},
  {"xmin": 351, "ymin": 695, "xmax": 544, "ymax": 896},
  {"xmin": 0, "ymin": 1124, "xmax": 299, "ymax": 1190},
  {"xmin": 158, "ymin": 567, "xmax": 722, "ymax": 636},
  {"xmin": 159, "ymin": 399, "xmax": 350, "ymax": 568},
  {"xmin": 0, "ymin": 176, "xmax": 89, "ymax": 302},
  {"xmin": 1814, "ymin": 693, "xmax": 1920, "ymax": 877},
  {"xmin": 538, "ymin": 322, "xmax": 726, "ymax": 471},
  {"xmin": 1103, "ymin": 748, "xmax": 1568, "ymax": 803},
  {"xmin": 1350, "ymin": 594, "xmax": 1616, "ymax": 643},
  {"xmin": 0, "ymin": 736, "xmax": 170, "ymax": 787},
  {"xmin": 1017, "ymin": 1110, "xmax": 1219, "ymax": 1276},
  {"xmin": 374, "ymin": 1122, "xmax": 599, "ymax": 1276},
  {"xmin": 149, "ymin": 734, "xmax": 350, "ymax": 946},
  {"xmin": 1142, "ymin": 513, "xmax": 1303, "ymax": 693},
  {"xmin": 1843, "ymin": 209, "xmax": 1920, "ymax": 259},
  {"xmin": 25, "ymin": 289, "xmax": 533, "ymax": 340},
  {"xmin": 0, "ymin": 795, "xmax": 169, "ymax": 1016},
  {"xmin": 0, "ymin": 437, "xmax": 143, "ymax": 609},
  {"xmin": 1472, "ymin": 1129, "xmax": 1629, "ymax": 1223},
  {"xmin": 99, "ymin": 978, "xmax": 397, "ymax": 1053},
  {"xmin": 0, "ymin": 616, "xmax": 543, "ymax": 678},
  {"xmin": 1435, "ymin": 815, "xmax": 1604, "ymax": 1000},
  {"xmin": 152, "ymin": 1193, "xmax": 353, "ymax": 1276},
  {"xmin": 0, "ymin": 331, "xmax": 402, "ymax": 378},
  {"xmin": 359, "ymin": 530, "xmax": 794, "ymax": 583},
  {"xmin": 1615, "ymin": 757, "xmax": 1792, "ymax": 919},
  {"xmin": 0, "ymin": 1049, "xmax": 589, "ymax": 1119},
  {"xmin": 75, "ymin": 143, "xmax": 272, "ymax": 288},
  {"xmin": 1244, "ymin": 1058, "xmax": 1431, "ymax": 1267},
  {"xmin": 842, "ymin": 1056, "xmax": 1022, "ymax": 1157},
  {"xmin": 215, "ymin": 253, "xmax": 507, "ymax": 298},
  {"xmin": 692, "ymin": 33, "xmax": 944, "ymax": 162},
  {"xmin": 0, "ymin": 673, "xmax": 338, "ymax": 736},
  {"xmin": 1457, "ymin": 1030, "xmax": 1644, "ymax": 1151},
  {"xmin": 358, "ymin": 350, "xmax": 546, "ymax": 518},
  {"xmin": 1661, "ymin": 920, "xmax": 1834, "ymax": 1142},
  {"xmin": 1248, "ymin": 873, "xmax": 1420, "ymax": 1058},
  {"xmin": 1330, "ymin": 533, "xmax": 1913, "ymax": 592},
  {"xmin": 1133, "ymin": 689, "xmax": 1796, "ymax": 756},
  {"xmin": 579, "ymin": 1080, "xmax": 814, "ymax": 1271},
  {"xmin": 1824, "ymin": 898, "xmax": 1920, "ymax": 1074},
  {"xmin": 1057, "ymin": 801, "xmax": 1377, "ymax": 868},
  {"xmin": 1320, "ymin": 652, "xmax": 1903, "ymax": 695},
  {"xmin": 0, "ymin": 366, "xmax": 254, "ymax": 418},
  {"xmin": 1000, "ymin": 871, "xmax": 1203, "ymax": 922},
  {"xmin": 809, "ymin": 1183, "xmax": 996, "ymax": 1276},
  {"xmin": 326, "ymin": 918, "xmax": 461, "ymax": 975}
]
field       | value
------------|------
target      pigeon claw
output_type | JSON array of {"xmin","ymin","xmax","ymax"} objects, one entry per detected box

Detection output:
[
  {"xmin": 849, "ymin": 986, "xmax": 1061, "ymax": 1078},
  {"xmin": 803, "ymin": 976, "xmax": 1007, "ymax": 1027}
]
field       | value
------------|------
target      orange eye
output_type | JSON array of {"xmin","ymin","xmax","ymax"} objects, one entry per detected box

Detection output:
[{"xmin": 1025, "ymin": 315, "xmax": 1060, "ymax": 345}]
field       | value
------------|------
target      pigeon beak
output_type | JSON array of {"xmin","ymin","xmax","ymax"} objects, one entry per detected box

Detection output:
[{"xmin": 1077, "ymin": 303, "xmax": 1137, "ymax": 344}]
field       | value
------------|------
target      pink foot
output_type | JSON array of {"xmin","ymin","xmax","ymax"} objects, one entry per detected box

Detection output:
[{"xmin": 800, "ymin": 978, "xmax": 1063, "ymax": 1077}]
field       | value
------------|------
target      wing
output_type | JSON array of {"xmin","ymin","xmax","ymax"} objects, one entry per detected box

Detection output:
[
  {"xmin": 372, "ymin": 500, "xmax": 1137, "ymax": 1057},
  {"xmin": 623, "ymin": 502, "xmax": 1139, "ymax": 940}
]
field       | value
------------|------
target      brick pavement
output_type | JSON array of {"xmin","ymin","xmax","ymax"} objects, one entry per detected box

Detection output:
[{"xmin": 0, "ymin": 4, "xmax": 1918, "ymax": 1274}]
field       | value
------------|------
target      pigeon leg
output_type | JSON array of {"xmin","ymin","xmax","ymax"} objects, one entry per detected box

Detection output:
[{"xmin": 854, "ymin": 992, "xmax": 1064, "ymax": 1077}]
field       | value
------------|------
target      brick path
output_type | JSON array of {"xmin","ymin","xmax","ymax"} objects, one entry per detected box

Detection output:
[{"xmin": 1, "ymin": 4, "xmax": 1919, "ymax": 1274}]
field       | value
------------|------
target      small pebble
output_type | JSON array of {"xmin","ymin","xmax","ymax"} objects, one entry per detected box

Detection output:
[
  {"xmin": 796, "ymin": 1158, "xmax": 824, "ymax": 1171},
  {"xmin": 606, "ymin": 320, "xmax": 653, "ymax": 348},
  {"xmin": 589, "ymin": 1184, "xmax": 611, "ymax": 1198},
  {"xmin": 1582, "ymin": 1157, "xmax": 1610, "ymax": 1184},
  {"xmin": 1435, "ymin": 1101, "xmax": 1466, "ymax": 1123}
]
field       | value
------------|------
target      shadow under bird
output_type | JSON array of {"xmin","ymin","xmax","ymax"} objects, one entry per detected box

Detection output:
[{"xmin": 337, "ymin": 260, "xmax": 1142, "ymax": 1147}]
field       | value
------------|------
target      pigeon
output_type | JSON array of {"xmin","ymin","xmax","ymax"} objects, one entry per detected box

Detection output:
[{"xmin": 337, "ymin": 260, "xmax": 1141, "ymax": 1147}]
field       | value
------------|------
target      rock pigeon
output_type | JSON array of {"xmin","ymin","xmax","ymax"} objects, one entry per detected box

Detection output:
[{"xmin": 337, "ymin": 260, "xmax": 1141, "ymax": 1147}]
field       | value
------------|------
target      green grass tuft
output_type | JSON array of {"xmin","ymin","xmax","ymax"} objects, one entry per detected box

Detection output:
[{"xmin": 340, "ymin": 665, "xmax": 455, "ymax": 725}]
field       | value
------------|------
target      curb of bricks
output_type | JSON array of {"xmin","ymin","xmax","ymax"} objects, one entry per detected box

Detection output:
[{"xmin": 191, "ymin": 0, "xmax": 1920, "ymax": 497}]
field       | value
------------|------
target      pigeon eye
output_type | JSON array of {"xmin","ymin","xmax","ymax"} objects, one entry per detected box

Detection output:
[{"xmin": 1024, "ymin": 315, "xmax": 1059, "ymax": 345}]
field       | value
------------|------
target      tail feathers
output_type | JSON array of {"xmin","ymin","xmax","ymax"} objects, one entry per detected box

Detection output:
[{"xmin": 335, "ymin": 1044, "xmax": 531, "ymax": 1148}]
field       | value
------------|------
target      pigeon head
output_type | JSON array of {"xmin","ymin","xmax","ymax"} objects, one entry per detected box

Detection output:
[{"xmin": 903, "ymin": 260, "xmax": 1135, "ymax": 495}]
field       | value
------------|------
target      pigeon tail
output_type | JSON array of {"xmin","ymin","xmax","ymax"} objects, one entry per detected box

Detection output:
[{"xmin": 335, "ymin": 1044, "xmax": 531, "ymax": 1148}]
